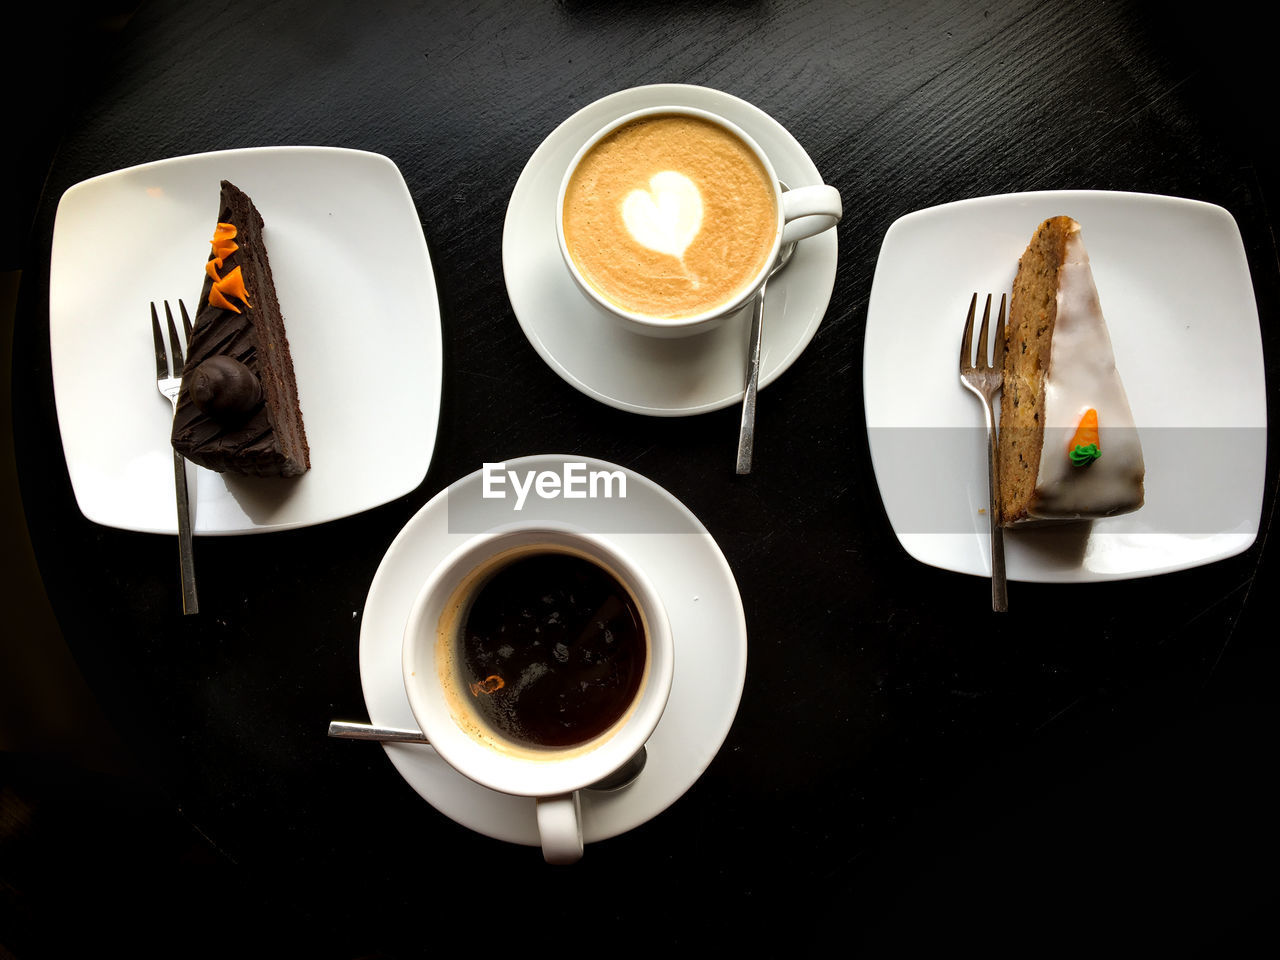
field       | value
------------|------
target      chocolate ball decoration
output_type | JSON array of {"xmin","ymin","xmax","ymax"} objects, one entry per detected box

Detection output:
[{"xmin": 189, "ymin": 356, "xmax": 262, "ymax": 420}]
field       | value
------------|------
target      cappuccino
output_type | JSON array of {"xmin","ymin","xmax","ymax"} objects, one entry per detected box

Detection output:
[{"xmin": 562, "ymin": 114, "xmax": 777, "ymax": 319}]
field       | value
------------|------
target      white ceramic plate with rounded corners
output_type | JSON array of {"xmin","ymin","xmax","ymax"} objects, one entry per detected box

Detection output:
[
  {"xmin": 865, "ymin": 191, "xmax": 1265, "ymax": 582},
  {"xmin": 50, "ymin": 146, "xmax": 441, "ymax": 534}
]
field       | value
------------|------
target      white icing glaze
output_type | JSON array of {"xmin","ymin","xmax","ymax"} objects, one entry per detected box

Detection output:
[
  {"xmin": 621, "ymin": 171, "xmax": 702, "ymax": 260},
  {"xmin": 1030, "ymin": 222, "xmax": 1145, "ymax": 518}
]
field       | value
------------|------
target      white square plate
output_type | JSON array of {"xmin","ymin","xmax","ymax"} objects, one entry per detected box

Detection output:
[
  {"xmin": 50, "ymin": 146, "xmax": 442, "ymax": 534},
  {"xmin": 865, "ymin": 191, "xmax": 1266, "ymax": 582}
]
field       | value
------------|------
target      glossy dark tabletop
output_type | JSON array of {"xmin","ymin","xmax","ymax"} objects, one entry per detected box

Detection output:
[{"xmin": 8, "ymin": 0, "xmax": 1277, "ymax": 953}]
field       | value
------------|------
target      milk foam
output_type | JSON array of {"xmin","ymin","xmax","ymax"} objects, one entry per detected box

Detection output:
[{"xmin": 621, "ymin": 171, "xmax": 703, "ymax": 260}]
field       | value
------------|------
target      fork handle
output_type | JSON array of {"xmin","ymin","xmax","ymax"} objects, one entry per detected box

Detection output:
[
  {"xmin": 984, "ymin": 409, "xmax": 1008, "ymax": 612},
  {"xmin": 173, "ymin": 450, "xmax": 199, "ymax": 615}
]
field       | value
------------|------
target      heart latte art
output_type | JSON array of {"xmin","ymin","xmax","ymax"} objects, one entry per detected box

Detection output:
[
  {"xmin": 621, "ymin": 171, "xmax": 703, "ymax": 261},
  {"xmin": 562, "ymin": 114, "xmax": 777, "ymax": 319}
]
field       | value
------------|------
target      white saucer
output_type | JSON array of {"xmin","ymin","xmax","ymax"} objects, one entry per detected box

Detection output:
[
  {"xmin": 358, "ymin": 455, "xmax": 747, "ymax": 849},
  {"xmin": 502, "ymin": 84, "xmax": 839, "ymax": 416}
]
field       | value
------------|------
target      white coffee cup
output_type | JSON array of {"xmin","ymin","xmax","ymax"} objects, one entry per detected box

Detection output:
[
  {"xmin": 556, "ymin": 104, "xmax": 842, "ymax": 337},
  {"xmin": 402, "ymin": 524, "xmax": 674, "ymax": 864}
]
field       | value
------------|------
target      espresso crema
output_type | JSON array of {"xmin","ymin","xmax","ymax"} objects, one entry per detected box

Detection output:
[{"xmin": 562, "ymin": 115, "xmax": 778, "ymax": 319}]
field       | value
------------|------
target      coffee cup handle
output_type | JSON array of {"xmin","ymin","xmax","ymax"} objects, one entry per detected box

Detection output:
[
  {"xmin": 779, "ymin": 185, "xmax": 843, "ymax": 245},
  {"xmin": 536, "ymin": 792, "xmax": 584, "ymax": 864}
]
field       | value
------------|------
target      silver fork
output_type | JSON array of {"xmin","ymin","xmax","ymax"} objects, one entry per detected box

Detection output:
[
  {"xmin": 151, "ymin": 300, "xmax": 198, "ymax": 615},
  {"xmin": 959, "ymin": 293, "xmax": 1008, "ymax": 612}
]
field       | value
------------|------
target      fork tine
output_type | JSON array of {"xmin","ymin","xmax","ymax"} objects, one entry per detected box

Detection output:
[
  {"xmin": 959, "ymin": 293, "xmax": 977, "ymax": 369},
  {"xmin": 179, "ymin": 299, "xmax": 194, "ymax": 344},
  {"xmin": 150, "ymin": 302, "xmax": 169, "ymax": 379},
  {"xmin": 164, "ymin": 301, "xmax": 185, "ymax": 372},
  {"xmin": 993, "ymin": 293, "xmax": 1006, "ymax": 369},
  {"xmin": 977, "ymin": 294, "xmax": 992, "ymax": 368}
]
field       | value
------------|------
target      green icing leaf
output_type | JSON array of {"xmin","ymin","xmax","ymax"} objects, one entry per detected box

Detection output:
[{"xmin": 1070, "ymin": 443, "xmax": 1101, "ymax": 466}]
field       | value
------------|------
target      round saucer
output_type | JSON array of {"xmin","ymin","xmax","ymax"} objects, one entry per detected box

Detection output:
[
  {"xmin": 502, "ymin": 83, "xmax": 839, "ymax": 416},
  {"xmin": 358, "ymin": 455, "xmax": 747, "ymax": 849}
]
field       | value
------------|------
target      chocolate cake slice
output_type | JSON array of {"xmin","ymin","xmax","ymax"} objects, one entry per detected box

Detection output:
[{"xmin": 171, "ymin": 180, "xmax": 310, "ymax": 477}]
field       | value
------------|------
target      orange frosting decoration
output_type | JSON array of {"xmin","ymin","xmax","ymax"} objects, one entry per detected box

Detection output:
[
  {"xmin": 1070, "ymin": 408, "xmax": 1099, "ymax": 450},
  {"xmin": 209, "ymin": 266, "xmax": 252, "ymax": 312},
  {"xmin": 209, "ymin": 222, "xmax": 238, "ymax": 269},
  {"xmin": 205, "ymin": 222, "xmax": 251, "ymax": 313},
  {"xmin": 1068, "ymin": 408, "xmax": 1101, "ymax": 466}
]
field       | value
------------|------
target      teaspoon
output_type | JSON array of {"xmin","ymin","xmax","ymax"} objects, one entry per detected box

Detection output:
[
  {"xmin": 327, "ymin": 721, "xmax": 648, "ymax": 791},
  {"xmin": 736, "ymin": 182, "xmax": 798, "ymax": 474}
]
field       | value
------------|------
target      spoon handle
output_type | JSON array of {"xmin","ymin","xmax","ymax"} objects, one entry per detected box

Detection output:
[
  {"xmin": 326, "ymin": 722, "xmax": 647, "ymax": 792},
  {"xmin": 328, "ymin": 720, "xmax": 429, "ymax": 743},
  {"xmin": 736, "ymin": 281, "xmax": 767, "ymax": 474}
]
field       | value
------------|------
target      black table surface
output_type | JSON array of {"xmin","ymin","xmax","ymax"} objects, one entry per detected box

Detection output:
[{"xmin": 8, "ymin": 0, "xmax": 1277, "ymax": 953}]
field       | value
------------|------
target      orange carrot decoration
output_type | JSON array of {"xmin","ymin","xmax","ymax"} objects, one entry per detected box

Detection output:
[
  {"xmin": 205, "ymin": 222, "xmax": 252, "ymax": 313},
  {"xmin": 209, "ymin": 266, "xmax": 252, "ymax": 312},
  {"xmin": 1069, "ymin": 408, "xmax": 1101, "ymax": 466},
  {"xmin": 209, "ymin": 222, "xmax": 239, "ymax": 269}
]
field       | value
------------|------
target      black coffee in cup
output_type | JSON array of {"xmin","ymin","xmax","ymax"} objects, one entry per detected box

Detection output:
[{"xmin": 458, "ymin": 552, "xmax": 647, "ymax": 748}]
